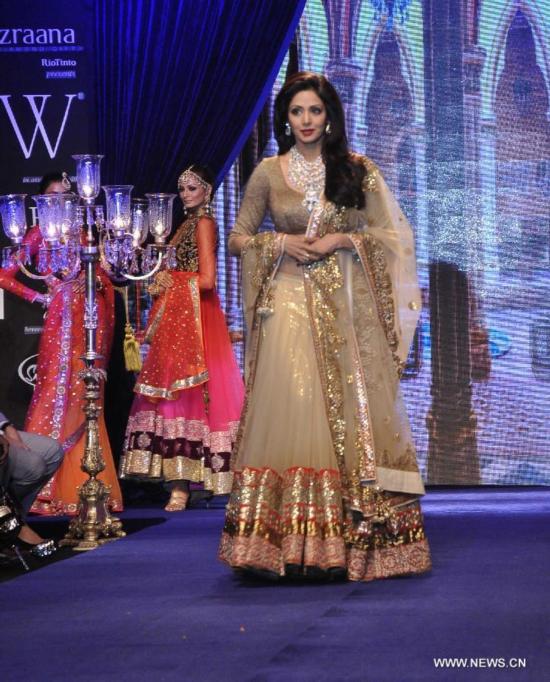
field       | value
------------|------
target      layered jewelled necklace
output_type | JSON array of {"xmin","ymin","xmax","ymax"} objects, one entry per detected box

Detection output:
[{"xmin": 287, "ymin": 145, "xmax": 325, "ymax": 213}]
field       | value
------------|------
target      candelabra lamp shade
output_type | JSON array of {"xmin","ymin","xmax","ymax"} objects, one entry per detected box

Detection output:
[
  {"xmin": 73, "ymin": 154, "xmax": 104, "ymax": 203},
  {"xmin": 146, "ymin": 193, "xmax": 176, "ymax": 243},
  {"xmin": 0, "ymin": 194, "xmax": 28, "ymax": 243},
  {"xmin": 34, "ymin": 193, "xmax": 64, "ymax": 243},
  {"xmin": 103, "ymin": 185, "xmax": 134, "ymax": 236},
  {"xmin": 31, "ymin": 193, "xmax": 81, "ymax": 274},
  {"xmin": 59, "ymin": 192, "xmax": 81, "ymax": 241},
  {"xmin": 131, "ymin": 199, "xmax": 149, "ymax": 247}
]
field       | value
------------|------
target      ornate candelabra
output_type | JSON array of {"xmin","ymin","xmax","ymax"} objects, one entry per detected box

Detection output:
[{"xmin": 0, "ymin": 154, "xmax": 176, "ymax": 550}]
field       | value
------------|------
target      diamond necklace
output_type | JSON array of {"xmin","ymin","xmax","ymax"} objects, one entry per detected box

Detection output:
[{"xmin": 287, "ymin": 145, "xmax": 325, "ymax": 213}]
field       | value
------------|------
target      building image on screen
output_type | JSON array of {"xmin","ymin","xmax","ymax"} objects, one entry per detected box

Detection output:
[{"xmin": 213, "ymin": 0, "xmax": 550, "ymax": 486}]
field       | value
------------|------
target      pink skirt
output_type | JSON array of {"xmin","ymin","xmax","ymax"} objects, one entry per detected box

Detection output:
[{"xmin": 120, "ymin": 290, "xmax": 244, "ymax": 494}]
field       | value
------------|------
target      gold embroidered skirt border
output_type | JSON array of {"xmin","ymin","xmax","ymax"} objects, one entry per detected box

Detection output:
[
  {"xmin": 119, "ymin": 449, "xmax": 232, "ymax": 495},
  {"xmin": 125, "ymin": 412, "xmax": 239, "ymax": 455},
  {"xmin": 218, "ymin": 466, "xmax": 431, "ymax": 581}
]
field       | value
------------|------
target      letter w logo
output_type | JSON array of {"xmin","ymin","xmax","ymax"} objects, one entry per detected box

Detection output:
[{"xmin": 0, "ymin": 94, "xmax": 77, "ymax": 159}]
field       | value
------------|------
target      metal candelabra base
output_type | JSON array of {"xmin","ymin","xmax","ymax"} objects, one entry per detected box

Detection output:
[
  {"xmin": 58, "ymin": 245, "xmax": 127, "ymax": 551},
  {"xmin": 59, "ymin": 478, "xmax": 126, "ymax": 551}
]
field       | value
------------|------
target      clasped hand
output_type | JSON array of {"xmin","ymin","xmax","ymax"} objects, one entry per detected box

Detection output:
[
  {"xmin": 34, "ymin": 273, "xmax": 92, "ymax": 308},
  {"xmin": 283, "ymin": 233, "xmax": 348, "ymax": 264},
  {"xmin": 148, "ymin": 271, "xmax": 173, "ymax": 297}
]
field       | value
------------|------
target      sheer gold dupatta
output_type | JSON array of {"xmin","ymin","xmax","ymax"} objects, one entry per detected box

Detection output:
[
  {"xmin": 351, "ymin": 164, "xmax": 421, "ymax": 364},
  {"xmin": 240, "ymin": 232, "xmax": 284, "ymax": 380},
  {"xmin": 343, "ymin": 162, "xmax": 424, "ymax": 499}
]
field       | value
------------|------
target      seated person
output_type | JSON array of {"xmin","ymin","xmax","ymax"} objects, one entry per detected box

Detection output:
[{"xmin": 0, "ymin": 411, "xmax": 64, "ymax": 556}]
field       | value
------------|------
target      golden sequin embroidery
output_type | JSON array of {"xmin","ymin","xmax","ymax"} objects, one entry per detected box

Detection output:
[
  {"xmin": 350, "ymin": 233, "xmax": 401, "ymax": 373},
  {"xmin": 361, "ymin": 157, "xmax": 380, "ymax": 194}
]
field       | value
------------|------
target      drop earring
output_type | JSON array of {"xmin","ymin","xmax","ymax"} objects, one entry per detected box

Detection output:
[
  {"xmin": 204, "ymin": 191, "xmax": 214, "ymax": 217},
  {"xmin": 285, "ymin": 122, "xmax": 292, "ymax": 136},
  {"xmin": 325, "ymin": 122, "xmax": 332, "ymax": 135}
]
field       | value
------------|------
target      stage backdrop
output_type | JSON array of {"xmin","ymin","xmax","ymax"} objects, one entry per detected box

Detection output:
[
  {"xmin": 215, "ymin": 0, "xmax": 550, "ymax": 485},
  {"xmin": 0, "ymin": 0, "xmax": 97, "ymax": 426},
  {"xmin": 0, "ymin": 0, "xmax": 305, "ymax": 432},
  {"xmin": 1, "ymin": 1, "xmax": 548, "ymax": 485}
]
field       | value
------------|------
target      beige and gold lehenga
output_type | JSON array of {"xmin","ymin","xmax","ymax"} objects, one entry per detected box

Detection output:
[{"xmin": 218, "ymin": 155, "xmax": 431, "ymax": 581}]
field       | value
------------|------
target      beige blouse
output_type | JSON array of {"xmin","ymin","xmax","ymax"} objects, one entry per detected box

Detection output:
[
  {"xmin": 229, "ymin": 156, "xmax": 311, "ymax": 242},
  {"xmin": 228, "ymin": 155, "xmax": 386, "ymax": 242},
  {"xmin": 230, "ymin": 155, "xmax": 361, "ymax": 274},
  {"xmin": 230, "ymin": 153, "xmax": 422, "ymax": 364}
]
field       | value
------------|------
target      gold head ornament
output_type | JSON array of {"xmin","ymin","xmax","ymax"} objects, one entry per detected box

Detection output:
[
  {"xmin": 177, "ymin": 166, "xmax": 212, "ymax": 203},
  {"xmin": 61, "ymin": 172, "xmax": 72, "ymax": 191}
]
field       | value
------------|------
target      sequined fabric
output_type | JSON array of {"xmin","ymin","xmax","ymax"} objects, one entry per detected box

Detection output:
[
  {"xmin": 0, "ymin": 227, "xmax": 123, "ymax": 515},
  {"xmin": 27, "ymin": 273, "xmax": 123, "ymax": 515},
  {"xmin": 123, "ymin": 216, "xmax": 244, "ymax": 492},
  {"xmin": 219, "ymin": 466, "xmax": 431, "ymax": 580},
  {"xmin": 134, "ymin": 272, "xmax": 207, "ymax": 399},
  {"xmin": 350, "ymin": 232, "xmax": 401, "ymax": 374},
  {"xmin": 171, "ymin": 212, "xmax": 217, "ymax": 273},
  {"xmin": 121, "ymin": 411, "xmax": 239, "ymax": 493},
  {"xmin": 222, "ymin": 154, "xmax": 430, "ymax": 579}
]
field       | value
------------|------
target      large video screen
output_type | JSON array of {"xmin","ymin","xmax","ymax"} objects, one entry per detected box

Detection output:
[{"xmin": 215, "ymin": 0, "xmax": 550, "ymax": 485}]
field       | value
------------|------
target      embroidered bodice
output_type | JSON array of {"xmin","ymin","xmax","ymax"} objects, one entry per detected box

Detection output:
[
  {"xmin": 169, "ymin": 212, "xmax": 219, "ymax": 294},
  {"xmin": 229, "ymin": 155, "xmax": 380, "ymax": 241},
  {"xmin": 171, "ymin": 215, "xmax": 201, "ymax": 272}
]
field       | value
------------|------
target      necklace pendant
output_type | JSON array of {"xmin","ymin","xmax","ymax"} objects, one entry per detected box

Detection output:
[
  {"xmin": 288, "ymin": 145, "xmax": 325, "ymax": 213},
  {"xmin": 304, "ymin": 189, "xmax": 318, "ymax": 213}
]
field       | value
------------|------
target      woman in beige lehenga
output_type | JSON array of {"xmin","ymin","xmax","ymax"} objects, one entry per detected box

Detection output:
[{"xmin": 219, "ymin": 72, "xmax": 431, "ymax": 581}]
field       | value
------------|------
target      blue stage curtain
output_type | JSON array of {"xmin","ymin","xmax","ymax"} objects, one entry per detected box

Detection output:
[{"xmin": 94, "ymin": 0, "xmax": 305, "ymax": 193}]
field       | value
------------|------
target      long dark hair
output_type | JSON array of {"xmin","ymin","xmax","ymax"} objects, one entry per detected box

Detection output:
[
  {"xmin": 39, "ymin": 171, "xmax": 66, "ymax": 194},
  {"xmin": 175, "ymin": 163, "xmax": 216, "ymax": 227},
  {"xmin": 273, "ymin": 72, "xmax": 365, "ymax": 209}
]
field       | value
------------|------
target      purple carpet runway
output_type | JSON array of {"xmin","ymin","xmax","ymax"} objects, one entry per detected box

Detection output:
[{"xmin": 1, "ymin": 489, "xmax": 548, "ymax": 681}]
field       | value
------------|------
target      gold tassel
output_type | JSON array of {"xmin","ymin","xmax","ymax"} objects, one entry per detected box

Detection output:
[{"xmin": 123, "ymin": 322, "xmax": 142, "ymax": 372}]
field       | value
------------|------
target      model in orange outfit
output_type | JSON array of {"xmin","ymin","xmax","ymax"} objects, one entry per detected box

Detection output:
[{"xmin": 0, "ymin": 172, "xmax": 122, "ymax": 515}]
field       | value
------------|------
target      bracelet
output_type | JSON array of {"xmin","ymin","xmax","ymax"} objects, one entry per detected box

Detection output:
[{"xmin": 275, "ymin": 233, "xmax": 287, "ymax": 258}]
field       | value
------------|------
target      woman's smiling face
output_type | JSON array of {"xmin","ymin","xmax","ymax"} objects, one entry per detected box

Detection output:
[{"xmin": 287, "ymin": 89, "xmax": 327, "ymax": 147}]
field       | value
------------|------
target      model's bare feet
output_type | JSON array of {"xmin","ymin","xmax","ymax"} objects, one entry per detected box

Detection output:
[{"xmin": 164, "ymin": 489, "xmax": 189, "ymax": 512}]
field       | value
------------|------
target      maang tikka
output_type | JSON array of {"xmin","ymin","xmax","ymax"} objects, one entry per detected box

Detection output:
[
  {"xmin": 61, "ymin": 172, "xmax": 72, "ymax": 191},
  {"xmin": 177, "ymin": 166, "xmax": 213, "ymax": 215}
]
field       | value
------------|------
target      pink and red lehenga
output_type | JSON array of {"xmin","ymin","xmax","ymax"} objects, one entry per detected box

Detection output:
[
  {"xmin": 0, "ymin": 226, "xmax": 123, "ymax": 515},
  {"xmin": 120, "ymin": 212, "xmax": 244, "ymax": 494}
]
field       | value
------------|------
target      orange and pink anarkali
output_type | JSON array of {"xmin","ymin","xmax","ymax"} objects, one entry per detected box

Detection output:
[
  {"xmin": 0, "ymin": 226, "xmax": 123, "ymax": 515},
  {"xmin": 120, "ymin": 211, "xmax": 244, "ymax": 494}
]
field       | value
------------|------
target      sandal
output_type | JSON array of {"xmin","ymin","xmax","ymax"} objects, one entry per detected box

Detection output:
[{"xmin": 164, "ymin": 490, "xmax": 189, "ymax": 512}]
